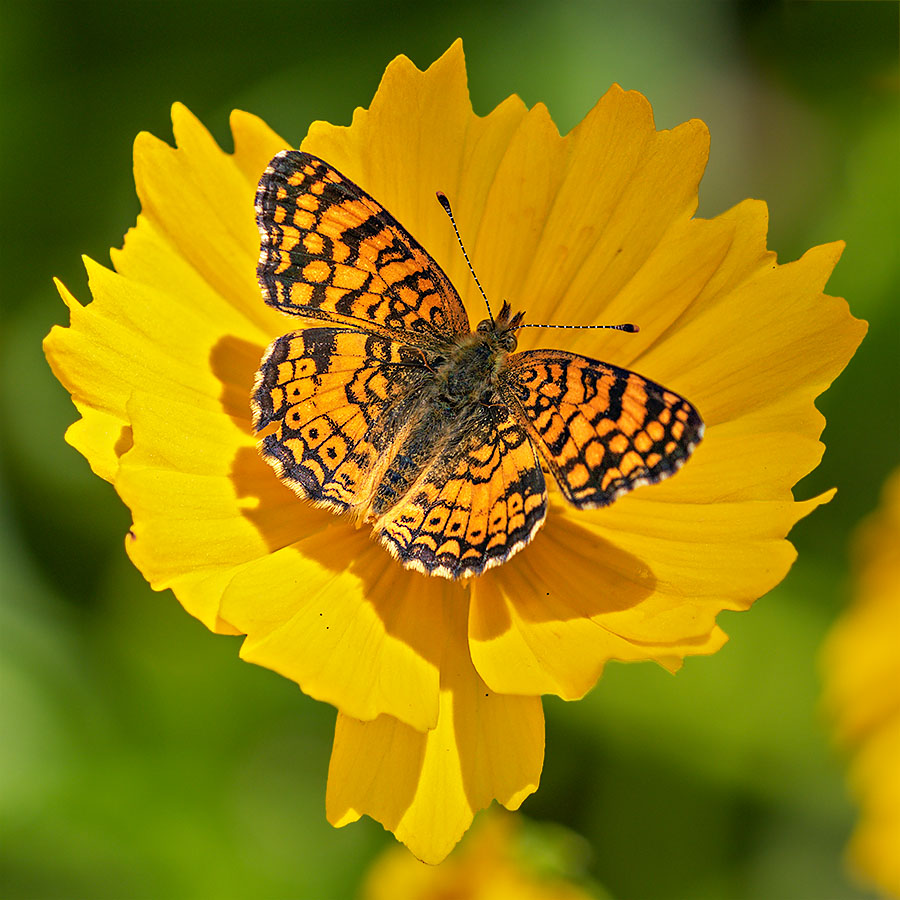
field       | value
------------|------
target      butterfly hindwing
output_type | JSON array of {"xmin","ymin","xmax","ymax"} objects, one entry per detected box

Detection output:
[
  {"xmin": 376, "ymin": 405, "xmax": 547, "ymax": 578},
  {"xmin": 256, "ymin": 151, "xmax": 470, "ymax": 341},
  {"xmin": 252, "ymin": 326, "xmax": 429, "ymax": 513},
  {"xmin": 504, "ymin": 349, "xmax": 703, "ymax": 508}
]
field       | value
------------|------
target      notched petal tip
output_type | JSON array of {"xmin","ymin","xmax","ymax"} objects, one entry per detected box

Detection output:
[
  {"xmin": 133, "ymin": 127, "xmax": 176, "ymax": 168},
  {"xmin": 170, "ymin": 101, "xmax": 202, "ymax": 139},
  {"xmin": 51, "ymin": 277, "xmax": 83, "ymax": 314}
]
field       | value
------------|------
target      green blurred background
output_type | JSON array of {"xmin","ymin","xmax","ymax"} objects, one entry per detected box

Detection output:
[{"xmin": 1, "ymin": 1, "xmax": 897, "ymax": 897}]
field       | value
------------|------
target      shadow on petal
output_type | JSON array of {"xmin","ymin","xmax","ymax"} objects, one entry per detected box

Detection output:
[
  {"xmin": 473, "ymin": 510, "xmax": 655, "ymax": 641},
  {"xmin": 212, "ymin": 332, "xmax": 338, "ymax": 549},
  {"xmin": 233, "ymin": 444, "xmax": 335, "ymax": 547},
  {"xmin": 210, "ymin": 334, "xmax": 267, "ymax": 429},
  {"xmin": 113, "ymin": 423, "xmax": 134, "ymax": 458},
  {"xmin": 468, "ymin": 508, "xmax": 665, "ymax": 698},
  {"xmin": 227, "ymin": 414, "xmax": 452, "ymax": 680}
]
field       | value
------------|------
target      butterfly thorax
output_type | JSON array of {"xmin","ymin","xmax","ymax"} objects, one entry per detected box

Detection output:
[
  {"xmin": 430, "ymin": 334, "xmax": 506, "ymax": 410},
  {"xmin": 407, "ymin": 301, "xmax": 519, "ymax": 409}
]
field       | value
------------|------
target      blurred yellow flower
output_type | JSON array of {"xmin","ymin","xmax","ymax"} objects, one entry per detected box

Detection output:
[
  {"xmin": 824, "ymin": 469, "xmax": 900, "ymax": 898},
  {"xmin": 362, "ymin": 810, "xmax": 602, "ymax": 900},
  {"xmin": 44, "ymin": 41, "xmax": 865, "ymax": 862}
]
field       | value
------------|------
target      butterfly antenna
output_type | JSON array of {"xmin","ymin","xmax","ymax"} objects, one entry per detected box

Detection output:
[
  {"xmin": 518, "ymin": 321, "xmax": 640, "ymax": 333},
  {"xmin": 436, "ymin": 191, "xmax": 493, "ymax": 325}
]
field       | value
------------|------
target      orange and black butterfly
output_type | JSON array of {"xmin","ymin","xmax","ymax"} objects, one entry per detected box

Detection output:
[{"xmin": 252, "ymin": 151, "xmax": 703, "ymax": 578}]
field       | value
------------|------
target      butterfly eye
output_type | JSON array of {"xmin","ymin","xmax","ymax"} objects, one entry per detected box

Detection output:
[
  {"xmin": 476, "ymin": 319, "xmax": 492, "ymax": 335},
  {"xmin": 500, "ymin": 332, "xmax": 518, "ymax": 352}
]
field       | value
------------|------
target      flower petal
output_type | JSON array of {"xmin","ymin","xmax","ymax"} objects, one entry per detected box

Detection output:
[
  {"xmin": 44, "ymin": 107, "xmax": 292, "ymax": 480},
  {"xmin": 44, "ymin": 280, "xmax": 132, "ymax": 482},
  {"xmin": 221, "ymin": 539, "xmax": 447, "ymax": 731},
  {"xmin": 326, "ymin": 596, "xmax": 544, "ymax": 863},
  {"xmin": 116, "ymin": 381, "xmax": 447, "ymax": 728},
  {"xmin": 229, "ymin": 108, "xmax": 292, "ymax": 184},
  {"xmin": 45, "ymin": 259, "xmax": 245, "ymax": 489},
  {"xmin": 660, "ymin": 414, "xmax": 826, "ymax": 503},
  {"xmin": 636, "ymin": 241, "xmax": 865, "ymax": 425},
  {"xmin": 823, "ymin": 469, "xmax": 900, "ymax": 897},
  {"xmin": 474, "ymin": 86, "xmax": 709, "ymax": 339},
  {"xmin": 63, "ymin": 405, "xmax": 131, "ymax": 483},
  {"xmin": 114, "ymin": 106, "xmax": 288, "ymax": 339},
  {"xmin": 115, "ymin": 389, "xmax": 318, "ymax": 633},
  {"xmin": 362, "ymin": 810, "xmax": 595, "ymax": 900},
  {"xmin": 129, "ymin": 104, "xmax": 278, "ymax": 332}
]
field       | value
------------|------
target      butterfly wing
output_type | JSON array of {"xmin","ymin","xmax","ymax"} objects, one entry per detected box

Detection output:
[
  {"xmin": 256, "ymin": 151, "xmax": 470, "ymax": 341},
  {"xmin": 376, "ymin": 405, "xmax": 547, "ymax": 578},
  {"xmin": 252, "ymin": 326, "xmax": 429, "ymax": 514},
  {"xmin": 503, "ymin": 350, "xmax": 703, "ymax": 508}
]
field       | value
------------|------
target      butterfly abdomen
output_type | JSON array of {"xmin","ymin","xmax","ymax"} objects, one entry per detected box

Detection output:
[{"xmin": 370, "ymin": 405, "xmax": 456, "ymax": 517}]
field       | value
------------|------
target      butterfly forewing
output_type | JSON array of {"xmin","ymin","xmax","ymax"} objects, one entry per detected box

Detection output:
[
  {"xmin": 256, "ymin": 151, "xmax": 470, "ymax": 341},
  {"xmin": 503, "ymin": 350, "xmax": 704, "ymax": 508}
]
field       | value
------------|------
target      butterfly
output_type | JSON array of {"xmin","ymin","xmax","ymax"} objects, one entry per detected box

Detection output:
[{"xmin": 252, "ymin": 151, "xmax": 704, "ymax": 579}]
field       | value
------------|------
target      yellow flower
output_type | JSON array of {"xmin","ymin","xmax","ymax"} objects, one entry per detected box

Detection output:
[
  {"xmin": 44, "ymin": 41, "xmax": 865, "ymax": 863},
  {"xmin": 823, "ymin": 469, "xmax": 900, "ymax": 898},
  {"xmin": 362, "ymin": 810, "xmax": 600, "ymax": 900}
]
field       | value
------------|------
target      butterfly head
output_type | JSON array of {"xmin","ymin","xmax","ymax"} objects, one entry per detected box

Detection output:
[{"xmin": 475, "ymin": 300, "xmax": 524, "ymax": 352}]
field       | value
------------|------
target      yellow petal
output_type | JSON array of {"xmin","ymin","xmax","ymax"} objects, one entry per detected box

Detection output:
[
  {"xmin": 63, "ymin": 406, "xmax": 131, "ymax": 483},
  {"xmin": 48, "ymin": 257, "xmax": 258, "ymax": 424},
  {"xmin": 115, "ymin": 105, "xmax": 287, "ymax": 338},
  {"xmin": 637, "ymin": 241, "xmax": 865, "ymax": 424},
  {"xmin": 476, "ymin": 86, "xmax": 708, "ymax": 337},
  {"xmin": 118, "ymin": 386, "xmax": 452, "ymax": 725},
  {"xmin": 658, "ymin": 414, "xmax": 825, "ymax": 503},
  {"xmin": 45, "ymin": 106, "xmax": 291, "ymax": 489},
  {"xmin": 824, "ymin": 469, "xmax": 900, "ymax": 733},
  {"xmin": 115, "ymin": 390, "xmax": 317, "ymax": 631},
  {"xmin": 362, "ymin": 810, "xmax": 596, "ymax": 900},
  {"xmin": 603, "ymin": 199, "xmax": 775, "ymax": 369},
  {"xmin": 131, "ymin": 104, "xmax": 267, "ymax": 325},
  {"xmin": 229, "ymin": 108, "xmax": 292, "ymax": 184},
  {"xmin": 823, "ymin": 469, "xmax": 900, "ymax": 897},
  {"xmin": 222, "ymin": 538, "xmax": 447, "ymax": 731},
  {"xmin": 326, "ymin": 596, "xmax": 543, "ymax": 863},
  {"xmin": 557, "ymin": 214, "xmax": 736, "ymax": 362},
  {"xmin": 44, "ymin": 282, "xmax": 133, "ymax": 484},
  {"xmin": 44, "ymin": 280, "xmax": 129, "ymax": 483}
]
